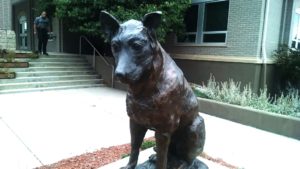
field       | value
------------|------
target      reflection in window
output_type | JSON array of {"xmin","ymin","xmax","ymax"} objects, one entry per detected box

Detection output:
[
  {"xmin": 204, "ymin": 1, "xmax": 229, "ymax": 31},
  {"xmin": 291, "ymin": 8, "xmax": 300, "ymax": 49},
  {"xmin": 177, "ymin": 0, "xmax": 229, "ymax": 44}
]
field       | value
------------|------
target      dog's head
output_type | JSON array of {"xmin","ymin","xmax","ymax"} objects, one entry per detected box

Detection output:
[{"xmin": 100, "ymin": 11, "xmax": 162, "ymax": 85}]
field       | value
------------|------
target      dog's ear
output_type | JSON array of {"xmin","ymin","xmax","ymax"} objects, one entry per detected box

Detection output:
[
  {"xmin": 142, "ymin": 11, "xmax": 162, "ymax": 31},
  {"xmin": 100, "ymin": 11, "xmax": 120, "ymax": 40},
  {"xmin": 143, "ymin": 11, "xmax": 162, "ymax": 47}
]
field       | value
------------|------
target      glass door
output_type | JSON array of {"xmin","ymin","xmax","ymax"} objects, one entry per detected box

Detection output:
[{"xmin": 19, "ymin": 15, "xmax": 28, "ymax": 50}]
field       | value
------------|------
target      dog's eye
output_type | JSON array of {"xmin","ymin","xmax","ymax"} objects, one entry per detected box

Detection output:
[
  {"xmin": 111, "ymin": 43, "xmax": 121, "ymax": 52},
  {"xmin": 131, "ymin": 42, "xmax": 143, "ymax": 51}
]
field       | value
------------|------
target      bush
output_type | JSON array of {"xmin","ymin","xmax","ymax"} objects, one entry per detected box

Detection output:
[
  {"xmin": 38, "ymin": 0, "xmax": 191, "ymax": 42},
  {"xmin": 192, "ymin": 75, "xmax": 300, "ymax": 118},
  {"xmin": 273, "ymin": 45, "xmax": 300, "ymax": 88}
]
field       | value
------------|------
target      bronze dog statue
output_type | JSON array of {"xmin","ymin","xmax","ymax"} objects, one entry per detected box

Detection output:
[{"xmin": 100, "ymin": 11, "xmax": 206, "ymax": 169}]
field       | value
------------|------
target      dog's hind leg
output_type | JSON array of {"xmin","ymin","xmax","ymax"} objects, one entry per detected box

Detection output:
[
  {"xmin": 121, "ymin": 120, "xmax": 147, "ymax": 169},
  {"xmin": 169, "ymin": 114, "xmax": 205, "ymax": 165}
]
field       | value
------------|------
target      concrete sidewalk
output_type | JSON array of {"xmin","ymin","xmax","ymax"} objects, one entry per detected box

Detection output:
[
  {"xmin": 0, "ymin": 87, "xmax": 153, "ymax": 169},
  {"xmin": 0, "ymin": 87, "xmax": 299, "ymax": 169}
]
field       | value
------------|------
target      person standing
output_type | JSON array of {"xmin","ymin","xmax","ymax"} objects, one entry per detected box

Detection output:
[{"xmin": 34, "ymin": 11, "xmax": 50, "ymax": 55}]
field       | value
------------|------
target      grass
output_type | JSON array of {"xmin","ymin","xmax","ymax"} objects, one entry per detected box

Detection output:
[
  {"xmin": 121, "ymin": 140, "xmax": 156, "ymax": 159},
  {"xmin": 192, "ymin": 75, "xmax": 300, "ymax": 118}
]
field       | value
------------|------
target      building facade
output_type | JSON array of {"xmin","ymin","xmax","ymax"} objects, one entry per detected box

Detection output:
[
  {"xmin": 0, "ymin": 0, "xmax": 15, "ymax": 50},
  {"xmin": 9, "ymin": 0, "xmax": 82, "ymax": 53},
  {"xmin": 1, "ymin": 0, "xmax": 299, "ymax": 92},
  {"xmin": 164, "ymin": 0, "xmax": 298, "ymax": 93},
  {"xmin": 0, "ymin": 0, "xmax": 12, "ymax": 30}
]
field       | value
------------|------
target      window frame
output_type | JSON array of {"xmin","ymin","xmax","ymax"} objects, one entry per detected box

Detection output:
[{"xmin": 176, "ymin": 0, "xmax": 229, "ymax": 46}]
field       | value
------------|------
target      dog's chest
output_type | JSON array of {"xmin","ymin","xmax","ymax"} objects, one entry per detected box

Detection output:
[{"xmin": 126, "ymin": 93, "xmax": 181, "ymax": 130}]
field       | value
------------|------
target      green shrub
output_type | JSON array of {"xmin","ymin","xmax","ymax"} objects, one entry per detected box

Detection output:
[
  {"xmin": 273, "ymin": 45, "xmax": 300, "ymax": 88},
  {"xmin": 2, "ymin": 50, "xmax": 15, "ymax": 62},
  {"xmin": 39, "ymin": 0, "xmax": 191, "ymax": 42},
  {"xmin": 141, "ymin": 140, "xmax": 156, "ymax": 150},
  {"xmin": 121, "ymin": 153, "xmax": 130, "ymax": 159},
  {"xmin": 26, "ymin": 52, "xmax": 39, "ymax": 59},
  {"xmin": 120, "ymin": 140, "xmax": 156, "ymax": 159},
  {"xmin": 192, "ymin": 75, "xmax": 300, "ymax": 118}
]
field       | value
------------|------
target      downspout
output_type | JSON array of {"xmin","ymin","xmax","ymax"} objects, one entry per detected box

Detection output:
[{"xmin": 261, "ymin": 0, "xmax": 270, "ymax": 88}]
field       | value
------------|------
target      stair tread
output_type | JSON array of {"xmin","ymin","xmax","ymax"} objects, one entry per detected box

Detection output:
[
  {"xmin": 0, "ymin": 75, "xmax": 101, "ymax": 84},
  {"xmin": 17, "ymin": 70, "xmax": 96, "ymax": 73},
  {"xmin": 0, "ymin": 79, "xmax": 103, "ymax": 86},
  {"xmin": 1, "ymin": 53, "xmax": 106, "ymax": 93},
  {"xmin": 0, "ymin": 84, "xmax": 105, "ymax": 94},
  {"xmin": 15, "ymin": 75, "xmax": 99, "ymax": 79}
]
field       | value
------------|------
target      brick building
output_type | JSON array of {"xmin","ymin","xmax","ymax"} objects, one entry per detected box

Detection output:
[
  {"xmin": 1, "ymin": 0, "xmax": 299, "ymax": 92},
  {"xmin": 0, "ymin": 0, "xmax": 12, "ymax": 29},
  {"xmin": 0, "ymin": 0, "xmax": 15, "ymax": 50},
  {"xmin": 164, "ymin": 0, "xmax": 298, "ymax": 93}
]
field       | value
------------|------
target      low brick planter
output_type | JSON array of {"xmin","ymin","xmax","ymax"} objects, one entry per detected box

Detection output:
[
  {"xmin": 0, "ymin": 53, "xmax": 38, "ymax": 59},
  {"xmin": 14, "ymin": 53, "xmax": 39, "ymax": 58},
  {"xmin": 0, "ymin": 62, "xmax": 29, "ymax": 68},
  {"xmin": 198, "ymin": 97, "xmax": 300, "ymax": 140},
  {"xmin": 0, "ymin": 72, "xmax": 16, "ymax": 79}
]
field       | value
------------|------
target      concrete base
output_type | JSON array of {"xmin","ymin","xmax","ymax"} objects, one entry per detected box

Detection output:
[{"xmin": 198, "ymin": 97, "xmax": 300, "ymax": 140}]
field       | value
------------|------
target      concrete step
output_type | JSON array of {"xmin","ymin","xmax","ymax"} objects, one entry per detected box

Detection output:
[
  {"xmin": 16, "ymin": 71, "xmax": 98, "ymax": 78},
  {"xmin": 0, "ymin": 53, "xmax": 107, "ymax": 94},
  {"xmin": 29, "ymin": 62, "xmax": 90, "ymax": 67},
  {"xmin": 0, "ymin": 84, "xmax": 105, "ymax": 94},
  {"xmin": 11, "ymin": 66, "xmax": 92, "ymax": 72},
  {"xmin": 18, "ymin": 57, "xmax": 87, "ymax": 63},
  {"xmin": 0, "ymin": 75, "xmax": 101, "ymax": 84},
  {"xmin": 38, "ymin": 54, "xmax": 81, "ymax": 58},
  {"xmin": 0, "ymin": 79, "xmax": 104, "ymax": 91}
]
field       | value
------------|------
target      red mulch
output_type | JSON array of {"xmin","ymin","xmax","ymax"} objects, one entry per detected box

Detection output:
[
  {"xmin": 36, "ymin": 137, "xmax": 154, "ymax": 169},
  {"xmin": 36, "ymin": 137, "xmax": 239, "ymax": 169},
  {"xmin": 200, "ymin": 152, "xmax": 240, "ymax": 169}
]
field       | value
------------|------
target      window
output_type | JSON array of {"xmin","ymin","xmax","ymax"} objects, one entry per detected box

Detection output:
[
  {"xmin": 177, "ymin": 0, "xmax": 229, "ymax": 45},
  {"xmin": 291, "ymin": 8, "xmax": 300, "ymax": 49}
]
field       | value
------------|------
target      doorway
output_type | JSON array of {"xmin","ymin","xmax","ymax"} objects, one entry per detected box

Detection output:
[{"xmin": 19, "ymin": 15, "xmax": 28, "ymax": 50}]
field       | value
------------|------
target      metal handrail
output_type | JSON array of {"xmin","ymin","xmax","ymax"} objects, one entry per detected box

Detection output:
[{"xmin": 79, "ymin": 35, "xmax": 114, "ymax": 87}]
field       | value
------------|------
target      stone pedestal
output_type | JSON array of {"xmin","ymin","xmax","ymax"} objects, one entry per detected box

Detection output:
[{"xmin": 135, "ymin": 154, "xmax": 208, "ymax": 169}]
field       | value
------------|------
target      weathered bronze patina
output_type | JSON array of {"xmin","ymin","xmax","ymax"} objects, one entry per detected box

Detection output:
[{"xmin": 100, "ymin": 11, "xmax": 207, "ymax": 169}]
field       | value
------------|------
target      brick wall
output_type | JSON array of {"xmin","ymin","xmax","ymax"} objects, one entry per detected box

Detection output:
[
  {"xmin": 165, "ymin": 0, "xmax": 266, "ymax": 58},
  {"xmin": 0, "ymin": 30, "xmax": 16, "ymax": 50},
  {"xmin": 0, "ymin": 0, "xmax": 12, "ymax": 29}
]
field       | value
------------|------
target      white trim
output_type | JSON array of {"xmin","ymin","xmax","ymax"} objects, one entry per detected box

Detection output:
[
  {"xmin": 171, "ymin": 53, "xmax": 275, "ymax": 64},
  {"xmin": 197, "ymin": 4, "xmax": 204, "ymax": 43},
  {"xmin": 192, "ymin": 0, "xmax": 228, "ymax": 4},
  {"xmin": 202, "ymin": 31, "xmax": 227, "ymax": 34},
  {"xmin": 175, "ymin": 42, "xmax": 227, "ymax": 47}
]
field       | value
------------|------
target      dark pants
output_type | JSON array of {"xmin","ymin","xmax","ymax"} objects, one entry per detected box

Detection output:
[{"xmin": 37, "ymin": 29, "xmax": 48, "ymax": 54}]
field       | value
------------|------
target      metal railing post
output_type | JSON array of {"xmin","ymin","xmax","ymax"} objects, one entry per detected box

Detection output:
[
  {"xmin": 79, "ymin": 36, "xmax": 82, "ymax": 56},
  {"xmin": 93, "ymin": 49, "xmax": 96, "ymax": 69},
  {"xmin": 111, "ymin": 65, "xmax": 115, "ymax": 87},
  {"xmin": 79, "ymin": 35, "xmax": 114, "ymax": 87}
]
